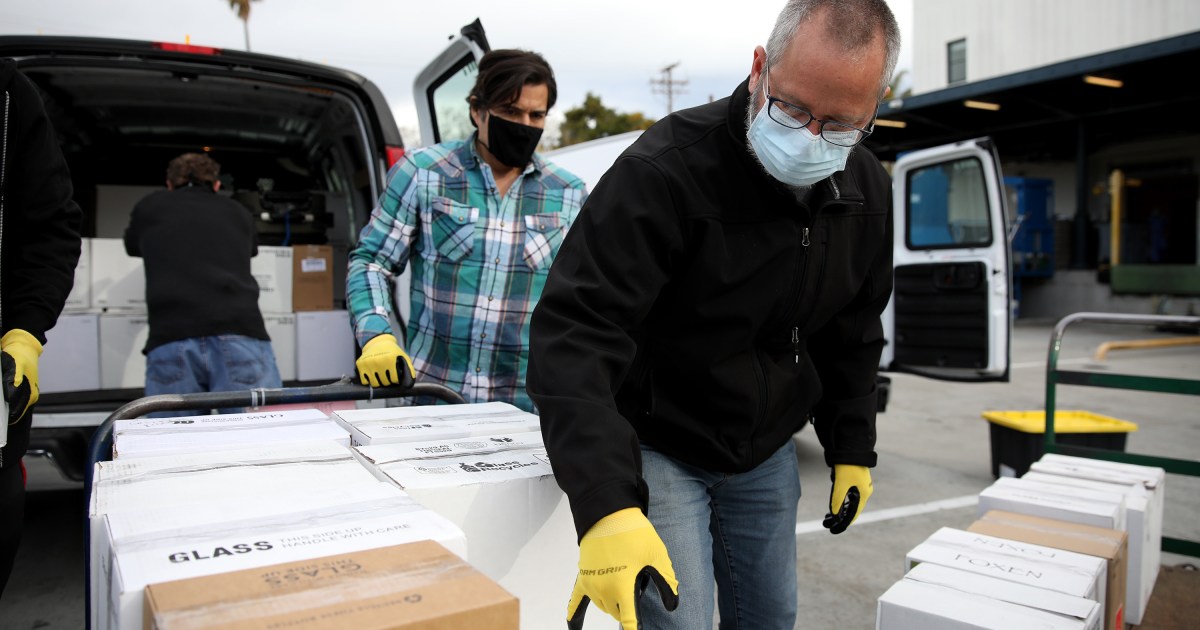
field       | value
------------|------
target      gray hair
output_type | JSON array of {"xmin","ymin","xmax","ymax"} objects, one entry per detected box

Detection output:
[{"xmin": 765, "ymin": 0, "xmax": 900, "ymax": 94}]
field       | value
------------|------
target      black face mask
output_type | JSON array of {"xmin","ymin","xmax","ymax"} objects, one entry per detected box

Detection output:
[{"xmin": 482, "ymin": 113, "xmax": 543, "ymax": 168}]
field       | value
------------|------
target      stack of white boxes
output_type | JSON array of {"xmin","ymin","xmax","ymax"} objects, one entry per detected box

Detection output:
[
  {"xmin": 40, "ymin": 238, "xmax": 358, "ymax": 394},
  {"xmin": 877, "ymin": 453, "xmax": 1165, "ymax": 629},
  {"xmin": 336, "ymin": 402, "xmax": 607, "ymax": 630},
  {"xmin": 89, "ymin": 409, "xmax": 467, "ymax": 630}
]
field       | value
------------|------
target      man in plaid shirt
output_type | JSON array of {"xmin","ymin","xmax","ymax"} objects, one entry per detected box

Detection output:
[{"xmin": 347, "ymin": 49, "xmax": 586, "ymax": 412}]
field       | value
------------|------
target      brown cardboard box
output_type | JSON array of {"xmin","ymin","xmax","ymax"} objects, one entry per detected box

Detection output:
[
  {"xmin": 970, "ymin": 510, "xmax": 1128, "ymax": 630},
  {"xmin": 143, "ymin": 540, "xmax": 518, "ymax": 629},
  {"xmin": 292, "ymin": 244, "xmax": 333, "ymax": 312}
]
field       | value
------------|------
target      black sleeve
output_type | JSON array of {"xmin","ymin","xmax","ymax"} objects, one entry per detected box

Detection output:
[
  {"xmin": 2, "ymin": 68, "xmax": 82, "ymax": 343},
  {"xmin": 124, "ymin": 203, "xmax": 143, "ymax": 258},
  {"xmin": 527, "ymin": 155, "xmax": 685, "ymax": 539},
  {"xmin": 809, "ymin": 173, "xmax": 895, "ymax": 469}
]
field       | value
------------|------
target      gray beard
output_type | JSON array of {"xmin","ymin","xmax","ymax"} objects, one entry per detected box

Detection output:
[{"xmin": 744, "ymin": 92, "xmax": 812, "ymax": 199}]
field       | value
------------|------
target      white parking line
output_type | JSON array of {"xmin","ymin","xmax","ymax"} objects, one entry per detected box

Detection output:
[
  {"xmin": 1010, "ymin": 357, "xmax": 1094, "ymax": 370},
  {"xmin": 795, "ymin": 494, "xmax": 979, "ymax": 535}
]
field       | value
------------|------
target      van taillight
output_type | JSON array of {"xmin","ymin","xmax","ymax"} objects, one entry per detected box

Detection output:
[
  {"xmin": 152, "ymin": 42, "xmax": 220, "ymax": 55},
  {"xmin": 386, "ymin": 146, "xmax": 406, "ymax": 168}
]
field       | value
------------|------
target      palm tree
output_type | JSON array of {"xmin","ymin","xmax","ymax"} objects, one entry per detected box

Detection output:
[
  {"xmin": 227, "ymin": 0, "xmax": 260, "ymax": 51},
  {"xmin": 888, "ymin": 68, "xmax": 913, "ymax": 99}
]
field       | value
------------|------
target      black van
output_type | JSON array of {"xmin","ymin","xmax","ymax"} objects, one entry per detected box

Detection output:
[{"xmin": 1, "ymin": 21, "xmax": 490, "ymax": 485}]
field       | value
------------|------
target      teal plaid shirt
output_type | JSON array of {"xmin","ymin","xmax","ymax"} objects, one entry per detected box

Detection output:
[{"xmin": 347, "ymin": 137, "xmax": 587, "ymax": 411}]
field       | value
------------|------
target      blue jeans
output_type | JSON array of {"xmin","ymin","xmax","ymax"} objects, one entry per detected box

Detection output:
[
  {"xmin": 637, "ymin": 440, "xmax": 801, "ymax": 630},
  {"xmin": 144, "ymin": 335, "xmax": 282, "ymax": 416}
]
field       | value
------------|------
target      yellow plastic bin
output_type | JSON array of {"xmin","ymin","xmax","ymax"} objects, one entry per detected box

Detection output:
[{"xmin": 981, "ymin": 410, "xmax": 1138, "ymax": 478}]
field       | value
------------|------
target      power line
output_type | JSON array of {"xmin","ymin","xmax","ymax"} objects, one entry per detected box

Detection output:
[{"xmin": 650, "ymin": 62, "xmax": 689, "ymax": 114}]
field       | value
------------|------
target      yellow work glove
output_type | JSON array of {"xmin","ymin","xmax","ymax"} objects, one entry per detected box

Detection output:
[
  {"xmin": 355, "ymin": 334, "xmax": 415, "ymax": 388},
  {"xmin": 2, "ymin": 329, "xmax": 43, "ymax": 424},
  {"xmin": 567, "ymin": 507, "xmax": 679, "ymax": 630},
  {"xmin": 822, "ymin": 464, "xmax": 874, "ymax": 535}
]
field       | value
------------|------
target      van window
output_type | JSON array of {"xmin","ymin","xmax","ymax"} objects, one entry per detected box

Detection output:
[
  {"xmin": 906, "ymin": 157, "xmax": 993, "ymax": 249},
  {"xmin": 428, "ymin": 57, "xmax": 479, "ymax": 144}
]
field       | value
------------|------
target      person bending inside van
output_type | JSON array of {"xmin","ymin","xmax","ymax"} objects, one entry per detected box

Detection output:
[
  {"xmin": 346, "ymin": 49, "xmax": 587, "ymax": 411},
  {"xmin": 124, "ymin": 153, "xmax": 281, "ymax": 414}
]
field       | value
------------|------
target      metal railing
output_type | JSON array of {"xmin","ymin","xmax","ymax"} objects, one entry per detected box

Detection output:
[{"xmin": 1044, "ymin": 311, "xmax": 1200, "ymax": 557}]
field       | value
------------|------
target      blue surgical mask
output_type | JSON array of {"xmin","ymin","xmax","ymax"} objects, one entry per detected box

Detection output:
[{"xmin": 747, "ymin": 83, "xmax": 853, "ymax": 188}]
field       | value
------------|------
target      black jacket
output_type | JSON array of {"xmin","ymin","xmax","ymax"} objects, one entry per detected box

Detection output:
[
  {"xmin": 124, "ymin": 187, "xmax": 268, "ymax": 353},
  {"xmin": 0, "ymin": 60, "xmax": 83, "ymax": 466},
  {"xmin": 0, "ymin": 60, "xmax": 82, "ymax": 345},
  {"xmin": 527, "ymin": 77, "xmax": 894, "ymax": 537}
]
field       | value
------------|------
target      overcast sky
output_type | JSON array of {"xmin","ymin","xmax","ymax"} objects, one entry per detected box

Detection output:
[{"xmin": 1, "ymin": 0, "xmax": 912, "ymax": 146}]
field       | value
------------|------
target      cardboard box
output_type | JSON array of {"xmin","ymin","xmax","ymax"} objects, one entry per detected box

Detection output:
[
  {"xmin": 262, "ymin": 313, "xmax": 297, "ymax": 381},
  {"xmin": 878, "ymin": 563, "xmax": 1101, "ymax": 630},
  {"xmin": 112, "ymin": 408, "xmax": 347, "ymax": 459},
  {"xmin": 292, "ymin": 245, "xmax": 333, "ymax": 312},
  {"xmin": 913, "ymin": 527, "xmax": 1108, "ymax": 611},
  {"xmin": 251, "ymin": 246, "xmax": 294, "ymax": 314},
  {"xmin": 354, "ymin": 431, "xmax": 603, "ymax": 630},
  {"xmin": 143, "ymin": 540, "xmax": 517, "ymax": 630},
  {"xmin": 332, "ymin": 402, "xmax": 540, "ymax": 447},
  {"xmin": 106, "ymin": 495, "xmax": 466, "ymax": 630},
  {"xmin": 64, "ymin": 237, "xmax": 93, "ymax": 311},
  {"xmin": 970, "ymin": 510, "xmax": 1127, "ymax": 630},
  {"xmin": 905, "ymin": 539, "xmax": 1101, "ymax": 602},
  {"xmin": 1027, "ymin": 458, "xmax": 1164, "ymax": 625},
  {"xmin": 88, "ymin": 441, "xmax": 388, "ymax": 630},
  {"xmin": 91, "ymin": 237, "xmax": 147, "ymax": 310},
  {"xmin": 977, "ymin": 477, "xmax": 1125, "ymax": 530},
  {"xmin": 294, "ymin": 310, "xmax": 356, "ymax": 381},
  {"xmin": 41, "ymin": 313, "xmax": 101, "ymax": 393},
  {"xmin": 99, "ymin": 312, "xmax": 149, "ymax": 389}
]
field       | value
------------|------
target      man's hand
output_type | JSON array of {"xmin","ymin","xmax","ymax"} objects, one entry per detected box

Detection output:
[
  {"xmin": 822, "ymin": 464, "xmax": 873, "ymax": 535},
  {"xmin": 2, "ymin": 329, "xmax": 43, "ymax": 423},
  {"xmin": 568, "ymin": 507, "xmax": 679, "ymax": 630},
  {"xmin": 355, "ymin": 334, "xmax": 415, "ymax": 388}
]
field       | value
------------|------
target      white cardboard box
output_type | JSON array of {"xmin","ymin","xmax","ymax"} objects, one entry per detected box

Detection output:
[
  {"xmin": 877, "ymin": 563, "xmax": 1101, "ymax": 630},
  {"xmin": 332, "ymin": 401, "xmax": 541, "ymax": 446},
  {"xmin": 919, "ymin": 527, "xmax": 1107, "ymax": 614},
  {"xmin": 354, "ymin": 433, "xmax": 603, "ymax": 630},
  {"xmin": 40, "ymin": 313, "xmax": 101, "ymax": 393},
  {"xmin": 262, "ymin": 313, "xmax": 297, "ymax": 381},
  {"xmin": 111, "ymin": 408, "xmax": 347, "ymax": 459},
  {"xmin": 294, "ymin": 310, "xmax": 356, "ymax": 381},
  {"xmin": 90, "ymin": 238, "xmax": 146, "ymax": 310},
  {"xmin": 1027, "ymin": 457, "xmax": 1165, "ymax": 625},
  {"xmin": 98, "ymin": 313, "xmax": 148, "ymax": 389},
  {"xmin": 105, "ymin": 494, "xmax": 466, "ymax": 630},
  {"xmin": 905, "ymin": 540, "xmax": 1101, "ymax": 602},
  {"xmin": 977, "ymin": 478, "xmax": 1125, "ymax": 530},
  {"xmin": 64, "ymin": 237, "xmax": 92, "ymax": 311},
  {"xmin": 251, "ymin": 245, "xmax": 294, "ymax": 314},
  {"xmin": 88, "ymin": 441, "xmax": 386, "ymax": 629}
]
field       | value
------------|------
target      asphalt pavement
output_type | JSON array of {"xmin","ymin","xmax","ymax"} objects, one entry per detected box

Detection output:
[{"xmin": 0, "ymin": 318, "xmax": 1197, "ymax": 629}]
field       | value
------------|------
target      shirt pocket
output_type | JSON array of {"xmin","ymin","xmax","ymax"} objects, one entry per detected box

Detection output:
[
  {"xmin": 523, "ymin": 212, "xmax": 566, "ymax": 271},
  {"xmin": 430, "ymin": 197, "xmax": 479, "ymax": 263}
]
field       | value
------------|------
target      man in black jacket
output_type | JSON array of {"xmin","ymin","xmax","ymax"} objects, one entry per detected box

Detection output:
[
  {"xmin": 527, "ymin": 1, "xmax": 899, "ymax": 627},
  {"xmin": 124, "ymin": 153, "xmax": 280, "ymax": 414},
  {"xmin": 0, "ymin": 60, "xmax": 83, "ymax": 600}
]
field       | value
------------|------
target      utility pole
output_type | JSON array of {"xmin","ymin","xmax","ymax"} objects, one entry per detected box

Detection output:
[{"xmin": 650, "ymin": 62, "xmax": 689, "ymax": 114}]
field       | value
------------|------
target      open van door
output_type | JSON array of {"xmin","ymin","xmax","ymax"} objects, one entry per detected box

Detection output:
[
  {"xmin": 880, "ymin": 137, "xmax": 1011, "ymax": 382},
  {"xmin": 391, "ymin": 20, "xmax": 490, "ymax": 329},
  {"xmin": 413, "ymin": 19, "xmax": 490, "ymax": 148}
]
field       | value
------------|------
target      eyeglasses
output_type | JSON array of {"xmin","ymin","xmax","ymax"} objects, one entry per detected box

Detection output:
[{"xmin": 761, "ymin": 63, "xmax": 876, "ymax": 147}]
